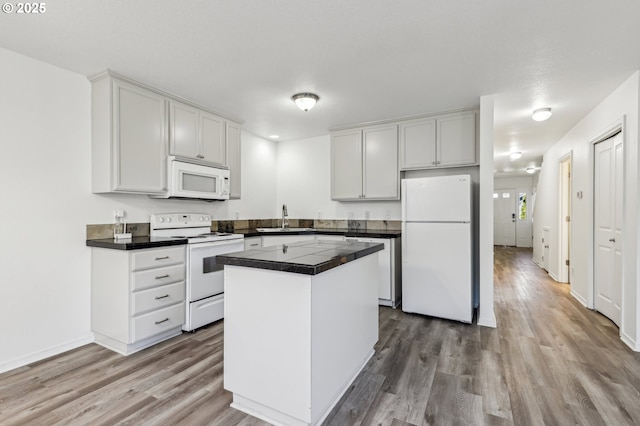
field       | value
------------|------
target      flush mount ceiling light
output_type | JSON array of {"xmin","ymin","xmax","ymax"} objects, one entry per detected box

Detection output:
[
  {"xmin": 510, "ymin": 151, "xmax": 522, "ymax": 160},
  {"xmin": 292, "ymin": 93, "xmax": 319, "ymax": 111},
  {"xmin": 269, "ymin": 134, "xmax": 280, "ymax": 139},
  {"xmin": 526, "ymin": 167, "xmax": 537, "ymax": 174},
  {"xmin": 532, "ymin": 108, "xmax": 552, "ymax": 121}
]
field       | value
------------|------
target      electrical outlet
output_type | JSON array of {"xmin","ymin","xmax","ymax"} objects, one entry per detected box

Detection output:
[
  {"xmin": 385, "ymin": 211, "xmax": 391, "ymax": 219},
  {"xmin": 114, "ymin": 209, "xmax": 125, "ymax": 219},
  {"xmin": 364, "ymin": 210, "xmax": 370, "ymax": 220},
  {"xmin": 317, "ymin": 211, "xmax": 322, "ymax": 219},
  {"xmin": 348, "ymin": 211, "xmax": 354, "ymax": 220},
  {"xmin": 235, "ymin": 211, "xmax": 240, "ymax": 220}
]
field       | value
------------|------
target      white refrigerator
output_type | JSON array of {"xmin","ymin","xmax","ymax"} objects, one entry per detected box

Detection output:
[{"xmin": 401, "ymin": 175, "xmax": 473, "ymax": 323}]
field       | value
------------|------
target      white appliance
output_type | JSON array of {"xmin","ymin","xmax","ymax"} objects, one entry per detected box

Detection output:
[
  {"xmin": 150, "ymin": 213, "xmax": 244, "ymax": 331},
  {"xmin": 401, "ymin": 175, "xmax": 473, "ymax": 323},
  {"xmin": 151, "ymin": 157, "xmax": 230, "ymax": 201}
]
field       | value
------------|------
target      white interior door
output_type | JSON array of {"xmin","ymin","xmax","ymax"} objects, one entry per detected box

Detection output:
[
  {"xmin": 594, "ymin": 132, "xmax": 623, "ymax": 326},
  {"xmin": 493, "ymin": 189, "xmax": 516, "ymax": 246}
]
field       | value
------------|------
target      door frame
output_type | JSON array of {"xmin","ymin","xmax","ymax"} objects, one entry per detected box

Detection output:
[
  {"xmin": 493, "ymin": 187, "xmax": 517, "ymax": 246},
  {"xmin": 587, "ymin": 117, "xmax": 625, "ymax": 318},
  {"xmin": 558, "ymin": 152, "xmax": 572, "ymax": 283}
]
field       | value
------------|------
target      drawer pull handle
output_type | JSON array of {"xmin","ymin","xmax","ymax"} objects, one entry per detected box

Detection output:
[
  {"xmin": 155, "ymin": 294, "xmax": 170, "ymax": 300},
  {"xmin": 155, "ymin": 274, "xmax": 170, "ymax": 280},
  {"xmin": 155, "ymin": 256, "xmax": 170, "ymax": 260},
  {"xmin": 155, "ymin": 318, "xmax": 169, "ymax": 325}
]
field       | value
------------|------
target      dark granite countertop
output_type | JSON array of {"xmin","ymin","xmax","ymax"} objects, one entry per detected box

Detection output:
[
  {"xmin": 217, "ymin": 239, "xmax": 384, "ymax": 275},
  {"xmin": 86, "ymin": 236, "xmax": 188, "ymax": 250},
  {"xmin": 238, "ymin": 228, "xmax": 401, "ymax": 239}
]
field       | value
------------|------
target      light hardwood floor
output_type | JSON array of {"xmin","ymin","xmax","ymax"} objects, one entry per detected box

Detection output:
[{"xmin": 2, "ymin": 247, "xmax": 640, "ymax": 425}]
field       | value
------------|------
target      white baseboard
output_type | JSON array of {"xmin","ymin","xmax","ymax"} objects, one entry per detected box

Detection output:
[
  {"xmin": 621, "ymin": 332, "xmax": 639, "ymax": 352},
  {"xmin": 478, "ymin": 311, "xmax": 497, "ymax": 328},
  {"xmin": 532, "ymin": 257, "xmax": 542, "ymax": 268},
  {"xmin": 548, "ymin": 271, "xmax": 559, "ymax": 281},
  {"xmin": 570, "ymin": 290, "xmax": 588, "ymax": 308},
  {"xmin": 0, "ymin": 334, "xmax": 94, "ymax": 375}
]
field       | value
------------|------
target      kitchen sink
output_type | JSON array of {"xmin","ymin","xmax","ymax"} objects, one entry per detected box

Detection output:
[{"xmin": 256, "ymin": 228, "xmax": 314, "ymax": 233}]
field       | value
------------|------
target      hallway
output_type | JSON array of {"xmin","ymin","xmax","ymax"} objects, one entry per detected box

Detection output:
[
  {"xmin": 493, "ymin": 246, "xmax": 640, "ymax": 424},
  {"xmin": 325, "ymin": 246, "xmax": 640, "ymax": 425}
]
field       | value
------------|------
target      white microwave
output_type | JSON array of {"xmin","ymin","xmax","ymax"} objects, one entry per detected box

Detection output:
[{"xmin": 152, "ymin": 157, "xmax": 230, "ymax": 201}]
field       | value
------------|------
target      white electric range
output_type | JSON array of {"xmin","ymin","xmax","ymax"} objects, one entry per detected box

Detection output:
[{"xmin": 150, "ymin": 213, "xmax": 244, "ymax": 331}]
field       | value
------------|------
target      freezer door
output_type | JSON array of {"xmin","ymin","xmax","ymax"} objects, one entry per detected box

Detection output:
[
  {"xmin": 402, "ymin": 222, "xmax": 472, "ymax": 323},
  {"xmin": 402, "ymin": 175, "xmax": 471, "ymax": 222}
]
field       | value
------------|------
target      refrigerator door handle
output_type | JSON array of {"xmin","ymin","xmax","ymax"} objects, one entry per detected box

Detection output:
[{"xmin": 402, "ymin": 223, "xmax": 407, "ymax": 264}]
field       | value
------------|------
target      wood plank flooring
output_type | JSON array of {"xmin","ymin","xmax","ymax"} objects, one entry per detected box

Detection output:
[{"xmin": 2, "ymin": 246, "xmax": 640, "ymax": 425}]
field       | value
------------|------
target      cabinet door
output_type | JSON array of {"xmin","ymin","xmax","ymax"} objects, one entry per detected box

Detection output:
[
  {"xmin": 399, "ymin": 119, "xmax": 436, "ymax": 170},
  {"xmin": 169, "ymin": 101, "xmax": 199, "ymax": 159},
  {"xmin": 331, "ymin": 130, "xmax": 363, "ymax": 200},
  {"xmin": 114, "ymin": 80, "xmax": 167, "ymax": 193},
  {"xmin": 200, "ymin": 111, "xmax": 226, "ymax": 165},
  {"xmin": 363, "ymin": 124, "xmax": 399, "ymax": 200},
  {"xmin": 227, "ymin": 121, "xmax": 241, "ymax": 199},
  {"xmin": 437, "ymin": 112, "xmax": 476, "ymax": 167}
]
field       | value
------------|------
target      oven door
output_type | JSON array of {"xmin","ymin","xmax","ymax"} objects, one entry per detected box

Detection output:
[{"xmin": 188, "ymin": 239, "xmax": 244, "ymax": 302}]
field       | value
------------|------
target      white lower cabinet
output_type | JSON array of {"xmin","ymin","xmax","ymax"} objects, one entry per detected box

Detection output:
[
  {"xmin": 345, "ymin": 237, "xmax": 401, "ymax": 307},
  {"xmin": 243, "ymin": 236, "xmax": 262, "ymax": 250},
  {"xmin": 91, "ymin": 245, "xmax": 186, "ymax": 355}
]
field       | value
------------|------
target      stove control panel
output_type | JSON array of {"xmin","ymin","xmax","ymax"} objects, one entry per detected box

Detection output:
[{"xmin": 150, "ymin": 213, "xmax": 212, "ymax": 230}]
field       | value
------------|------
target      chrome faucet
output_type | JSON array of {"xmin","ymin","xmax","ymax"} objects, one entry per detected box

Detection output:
[{"xmin": 282, "ymin": 204, "xmax": 289, "ymax": 229}]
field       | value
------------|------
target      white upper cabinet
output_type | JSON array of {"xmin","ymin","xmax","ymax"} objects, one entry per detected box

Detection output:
[
  {"xmin": 399, "ymin": 110, "xmax": 477, "ymax": 170},
  {"xmin": 91, "ymin": 74, "xmax": 168, "ymax": 194},
  {"xmin": 399, "ymin": 118, "xmax": 436, "ymax": 169},
  {"xmin": 437, "ymin": 112, "xmax": 476, "ymax": 167},
  {"xmin": 363, "ymin": 125, "xmax": 399, "ymax": 199},
  {"xmin": 170, "ymin": 100, "xmax": 226, "ymax": 166},
  {"xmin": 226, "ymin": 121, "xmax": 241, "ymax": 199},
  {"xmin": 331, "ymin": 129, "xmax": 363, "ymax": 200},
  {"xmin": 331, "ymin": 124, "xmax": 399, "ymax": 201}
]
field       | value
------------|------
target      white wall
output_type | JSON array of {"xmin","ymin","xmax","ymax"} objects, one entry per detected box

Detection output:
[
  {"xmin": 494, "ymin": 176, "xmax": 534, "ymax": 248},
  {"xmin": 0, "ymin": 47, "xmax": 278, "ymax": 373},
  {"xmin": 276, "ymin": 135, "xmax": 401, "ymax": 220},
  {"xmin": 532, "ymin": 71, "xmax": 640, "ymax": 349}
]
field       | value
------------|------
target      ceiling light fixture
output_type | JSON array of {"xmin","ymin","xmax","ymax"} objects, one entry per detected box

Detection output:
[
  {"xmin": 532, "ymin": 108, "xmax": 552, "ymax": 121},
  {"xmin": 510, "ymin": 152, "xmax": 522, "ymax": 160},
  {"xmin": 269, "ymin": 134, "xmax": 280, "ymax": 139},
  {"xmin": 526, "ymin": 167, "xmax": 536, "ymax": 174},
  {"xmin": 292, "ymin": 93, "xmax": 319, "ymax": 111}
]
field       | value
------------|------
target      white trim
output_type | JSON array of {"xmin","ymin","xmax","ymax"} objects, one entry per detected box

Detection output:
[
  {"xmin": 549, "ymin": 271, "xmax": 560, "ymax": 282},
  {"xmin": 621, "ymin": 332, "xmax": 639, "ymax": 352},
  {"xmin": 558, "ymin": 152, "xmax": 572, "ymax": 284},
  {"xmin": 477, "ymin": 314, "xmax": 497, "ymax": 328},
  {"xmin": 589, "ymin": 117, "xmax": 625, "ymax": 316},
  {"xmin": 0, "ymin": 334, "xmax": 94, "ymax": 375},
  {"xmin": 570, "ymin": 289, "xmax": 588, "ymax": 308}
]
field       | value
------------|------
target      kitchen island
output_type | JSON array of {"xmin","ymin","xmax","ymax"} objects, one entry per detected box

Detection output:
[{"xmin": 217, "ymin": 239, "xmax": 383, "ymax": 426}]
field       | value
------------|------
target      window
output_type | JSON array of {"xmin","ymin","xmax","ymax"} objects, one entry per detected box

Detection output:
[{"xmin": 519, "ymin": 192, "xmax": 527, "ymax": 220}]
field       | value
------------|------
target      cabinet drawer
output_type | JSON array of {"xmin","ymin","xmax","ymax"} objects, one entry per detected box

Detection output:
[
  {"xmin": 132, "ymin": 303, "xmax": 184, "ymax": 342},
  {"xmin": 132, "ymin": 246, "xmax": 185, "ymax": 271},
  {"xmin": 132, "ymin": 264, "xmax": 185, "ymax": 291},
  {"xmin": 132, "ymin": 281, "xmax": 185, "ymax": 316}
]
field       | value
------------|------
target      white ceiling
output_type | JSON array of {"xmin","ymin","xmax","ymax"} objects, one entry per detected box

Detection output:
[{"xmin": 1, "ymin": 0, "xmax": 639, "ymax": 177}]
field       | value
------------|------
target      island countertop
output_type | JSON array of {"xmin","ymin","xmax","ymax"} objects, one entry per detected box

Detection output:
[{"xmin": 216, "ymin": 239, "xmax": 384, "ymax": 275}]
